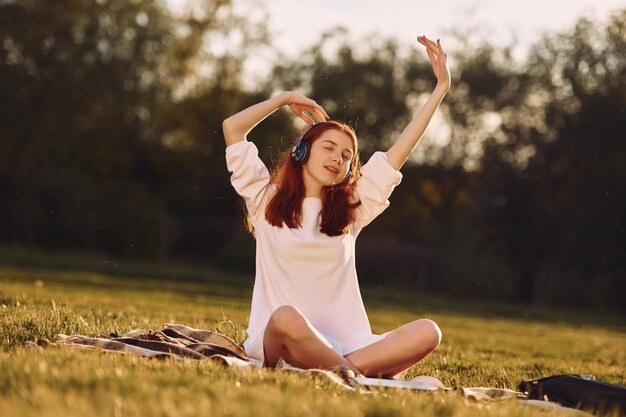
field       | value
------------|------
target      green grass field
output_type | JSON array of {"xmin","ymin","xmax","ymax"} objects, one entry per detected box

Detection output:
[{"xmin": 1, "ymin": 249, "xmax": 624, "ymax": 417}]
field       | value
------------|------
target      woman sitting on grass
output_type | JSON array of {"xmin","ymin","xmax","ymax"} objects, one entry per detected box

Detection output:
[{"xmin": 222, "ymin": 36, "xmax": 450, "ymax": 378}]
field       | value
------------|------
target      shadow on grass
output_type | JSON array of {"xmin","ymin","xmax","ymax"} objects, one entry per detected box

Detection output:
[
  {"xmin": 1, "ymin": 245, "xmax": 624, "ymax": 332},
  {"xmin": 361, "ymin": 285, "xmax": 626, "ymax": 332},
  {"xmin": 0, "ymin": 246, "xmax": 253, "ymax": 303}
]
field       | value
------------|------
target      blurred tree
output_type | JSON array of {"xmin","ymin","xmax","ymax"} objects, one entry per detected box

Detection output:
[
  {"xmin": 477, "ymin": 10, "xmax": 626, "ymax": 310},
  {"xmin": 0, "ymin": 0, "xmax": 623, "ymax": 312},
  {"xmin": 0, "ymin": 0, "xmax": 269, "ymax": 258}
]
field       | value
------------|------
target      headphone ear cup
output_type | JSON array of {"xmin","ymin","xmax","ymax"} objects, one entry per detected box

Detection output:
[{"xmin": 293, "ymin": 141, "xmax": 310, "ymax": 165}]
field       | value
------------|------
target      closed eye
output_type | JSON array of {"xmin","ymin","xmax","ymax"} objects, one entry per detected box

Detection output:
[{"xmin": 320, "ymin": 140, "xmax": 354, "ymax": 160}]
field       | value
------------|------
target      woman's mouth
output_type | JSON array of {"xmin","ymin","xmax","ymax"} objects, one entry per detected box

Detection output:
[{"xmin": 325, "ymin": 165, "xmax": 339, "ymax": 174}]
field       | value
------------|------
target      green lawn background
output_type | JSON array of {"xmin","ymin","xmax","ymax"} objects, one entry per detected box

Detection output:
[{"xmin": 0, "ymin": 248, "xmax": 624, "ymax": 417}]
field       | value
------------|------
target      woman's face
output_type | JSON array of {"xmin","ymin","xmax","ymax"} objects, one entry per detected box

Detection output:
[{"xmin": 302, "ymin": 129, "xmax": 354, "ymax": 195}]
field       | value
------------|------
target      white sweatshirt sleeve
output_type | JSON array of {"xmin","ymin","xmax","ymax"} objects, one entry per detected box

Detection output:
[
  {"xmin": 225, "ymin": 140, "xmax": 274, "ymax": 221},
  {"xmin": 353, "ymin": 151, "xmax": 403, "ymax": 230}
]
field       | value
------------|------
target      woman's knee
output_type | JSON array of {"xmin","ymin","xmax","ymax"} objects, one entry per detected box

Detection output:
[
  {"xmin": 412, "ymin": 319, "xmax": 442, "ymax": 351},
  {"xmin": 267, "ymin": 305, "xmax": 309, "ymax": 339}
]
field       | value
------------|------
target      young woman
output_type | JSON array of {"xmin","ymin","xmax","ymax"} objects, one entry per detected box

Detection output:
[{"xmin": 222, "ymin": 36, "xmax": 450, "ymax": 378}]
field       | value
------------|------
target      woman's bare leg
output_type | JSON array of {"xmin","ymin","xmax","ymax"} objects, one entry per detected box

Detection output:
[
  {"xmin": 263, "ymin": 305, "xmax": 360, "ymax": 373},
  {"xmin": 344, "ymin": 319, "xmax": 442, "ymax": 378}
]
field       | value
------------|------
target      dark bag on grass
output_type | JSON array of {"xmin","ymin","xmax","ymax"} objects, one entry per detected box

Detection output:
[{"xmin": 519, "ymin": 374, "xmax": 626, "ymax": 415}]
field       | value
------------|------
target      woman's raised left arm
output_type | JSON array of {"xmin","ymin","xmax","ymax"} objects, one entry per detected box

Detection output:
[{"xmin": 386, "ymin": 36, "xmax": 451, "ymax": 170}]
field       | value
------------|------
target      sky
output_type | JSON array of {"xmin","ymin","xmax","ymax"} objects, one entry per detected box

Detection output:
[
  {"xmin": 164, "ymin": 0, "xmax": 623, "ymax": 81},
  {"xmin": 264, "ymin": 0, "xmax": 623, "ymax": 55}
]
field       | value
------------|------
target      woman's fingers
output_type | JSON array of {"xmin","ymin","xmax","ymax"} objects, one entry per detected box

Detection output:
[
  {"xmin": 419, "ymin": 36, "xmax": 448, "ymax": 66},
  {"xmin": 301, "ymin": 105, "xmax": 326, "ymax": 124},
  {"xmin": 296, "ymin": 98, "xmax": 329, "ymax": 122},
  {"xmin": 436, "ymin": 39, "xmax": 447, "ymax": 59},
  {"xmin": 319, "ymin": 105, "xmax": 330, "ymax": 120},
  {"xmin": 426, "ymin": 48, "xmax": 438, "ymax": 72},
  {"xmin": 425, "ymin": 37, "xmax": 445, "ymax": 61},
  {"xmin": 417, "ymin": 35, "xmax": 450, "ymax": 89},
  {"xmin": 290, "ymin": 101, "xmax": 329, "ymax": 124},
  {"xmin": 418, "ymin": 35, "xmax": 438, "ymax": 51},
  {"xmin": 311, "ymin": 104, "xmax": 328, "ymax": 122},
  {"xmin": 298, "ymin": 112, "xmax": 316, "ymax": 125},
  {"xmin": 311, "ymin": 100, "xmax": 329, "ymax": 121},
  {"xmin": 418, "ymin": 38, "xmax": 436, "ymax": 55},
  {"xmin": 308, "ymin": 106, "xmax": 328, "ymax": 124}
]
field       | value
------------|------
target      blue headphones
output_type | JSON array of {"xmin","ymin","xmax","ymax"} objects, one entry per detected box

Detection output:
[{"xmin": 291, "ymin": 126, "xmax": 312, "ymax": 165}]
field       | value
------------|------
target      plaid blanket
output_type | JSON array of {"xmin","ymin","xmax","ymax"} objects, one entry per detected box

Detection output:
[
  {"xmin": 23, "ymin": 324, "xmax": 601, "ymax": 414},
  {"xmin": 27, "ymin": 323, "xmax": 358, "ymax": 388},
  {"xmin": 28, "ymin": 323, "xmax": 253, "ymax": 371}
]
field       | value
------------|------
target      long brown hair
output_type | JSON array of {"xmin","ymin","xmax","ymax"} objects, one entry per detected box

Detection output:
[{"xmin": 262, "ymin": 121, "xmax": 362, "ymax": 236}]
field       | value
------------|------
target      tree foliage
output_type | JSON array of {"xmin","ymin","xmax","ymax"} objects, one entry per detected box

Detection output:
[
  {"xmin": 0, "ymin": 0, "xmax": 268, "ymax": 258},
  {"xmin": 0, "ymin": 1, "xmax": 624, "ymax": 311},
  {"xmin": 477, "ymin": 11, "xmax": 626, "ymax": 308}
]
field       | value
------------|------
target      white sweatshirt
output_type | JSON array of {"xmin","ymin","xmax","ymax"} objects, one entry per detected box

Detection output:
[{"xmin": 226, "ymin": 140, "xmax": 402, "ymax": 366}]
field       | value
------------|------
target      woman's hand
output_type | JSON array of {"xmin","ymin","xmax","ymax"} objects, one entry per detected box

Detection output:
[
  {"xmin": 222, "ymin": 91, "xmax": 329, "ymax": 146},
  {"xmin": 282, "ymin": 91, "xmax": 329, "ymax": 125},
  {"xmin": 417, "ymin": 36, "xmax": 451, "ymax": 92}
]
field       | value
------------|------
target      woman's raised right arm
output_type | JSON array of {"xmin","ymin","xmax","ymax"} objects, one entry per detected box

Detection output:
[{"xmin": 222, "ymin": 91, "xmax": 329, "ymax": 147}]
